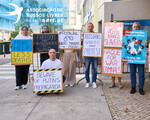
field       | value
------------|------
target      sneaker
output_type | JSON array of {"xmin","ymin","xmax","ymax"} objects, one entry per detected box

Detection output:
[
  {"xmin": 65, "ymin": 84, "xmax": 68, "ymax": 87},
  {"xmin": 70, "ymin": 84, "xmax": 74, "ymax": 87},
  {"xmin": 130, "ymin": 87, "xmax": 136, "ymax": 94},
  {"xmin": 22, "ymin": 84, "xmax": 27, "ymax": 89},
  {"xmin": 119, "ymin": 84, "xmax": 123, "ymax": 89},
  {"xmin": 109, "ymin": 83, "xmax": 116, "ymax": 88},
  {"xmin": 139, "ymin": 89, "xmax": 145, "ymax": 95},
  {"xmin": 92, "ymin": 82, "xmax": 97, "ymax": 88},
  {"xmin": 15, "ymin": 86, "xmax": 21, "ymax": 90},
  {"xmin": 85, "ymin": 83, "xmax": 90, "ymax": 88}
]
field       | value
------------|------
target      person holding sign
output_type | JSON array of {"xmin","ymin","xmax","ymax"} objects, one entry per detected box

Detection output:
[
  {"xmin": 108, "ymin": 21, "xmax": 123, "ymax": 89},
  {"xmin": 84, "ymin": 22, "xmax": 98, "ymax": 88},
  {"xmin": 124, "ymin": 22, "xmax": 147, "ymax": 95},
  {"xmin": 14, "ymin": 26, "xmax": 32, "ymax": 90},
  {"xmin": 40, "ymin": 49, "xmax": 66, "ymax": 83},
  {"xmin": 59, "ymin": 49, "xmax": 78, "ymax": 87},
  {"xmin": 40, "ymin": 25, "xmax": 50, "ymax": 65}
]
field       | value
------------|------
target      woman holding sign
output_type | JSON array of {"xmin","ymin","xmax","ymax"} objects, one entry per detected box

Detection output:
[
  {"xmin": 60, "ymin": 50, "xmax": 78, "ymax": 87},
  {"xmin": 14, "ymin": 26, "xmax": 32, "ymax": 90}
]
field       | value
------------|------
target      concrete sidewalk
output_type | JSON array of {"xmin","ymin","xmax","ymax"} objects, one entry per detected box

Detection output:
[
  {"xmin": 0, "ymin": 61, "xmax": 112, "ymax": 120},
  {"xmin": 0, "ymin": 54, "xmax": 11, "ymax": 65}
]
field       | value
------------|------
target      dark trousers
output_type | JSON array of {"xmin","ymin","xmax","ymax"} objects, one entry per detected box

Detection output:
[
  {"xmin": 63, "ymin": 75, "xmax": 66, "ymax": 83},
  {"xmin": 129, "ymin": 64, "xmax": 145, "ymax": 89},
  {"xmin": 40, "ymin": 53, "xmax": 49, "ymax": 65},
  {"xmin": 15, "ymin": 65, "xmax": 30, "ymax": 86}
]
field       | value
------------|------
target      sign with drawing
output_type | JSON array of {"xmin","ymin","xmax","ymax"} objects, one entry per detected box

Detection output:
[
  {"xmin": 58, "ymin": 30, "xmax": 81, "ymax": 49},
  {"xmin": 122, "ymin": 30, "xmax": 147, "ymax": 64}
]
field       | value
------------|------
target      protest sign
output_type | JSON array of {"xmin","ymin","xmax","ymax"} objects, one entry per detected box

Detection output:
[
  {"xmin": 83, "ymin": 33, "xmax": 102, "ymax": 57},
  {"xmin": 33, "ymin": 33, "xmax": 58, "ymax": 53},
  {"xmin": 33, "ymin": 68, "xmax": 63, "ymax": 94},
  {"xmin": 11, "ymin": 39, "xmax": 33, "ymax": 65},
  {"xmin": 58, "ymin": 30, "xmax": 81, "ymax": 49},
  {"xmin": 101, "ymin": 48, "xmax": 123, "ymax": 77},
  {"xmin": 104, "ymin": 22, "xmax": 124, "ymax": 47},
  {"xmin": 122, "ymin": 30, "xmax": 147, "ymax": 64}
]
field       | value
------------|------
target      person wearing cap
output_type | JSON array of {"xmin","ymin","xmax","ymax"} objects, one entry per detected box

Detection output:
[
  {"xmin": 14, "ymin": 26, "xmax": 33, "ymax": 90},
  {"xmin": 40, "ymin": 25, "xmax": 50, "ymax": 65}
]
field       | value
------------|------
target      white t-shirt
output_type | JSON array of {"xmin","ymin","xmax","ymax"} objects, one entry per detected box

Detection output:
[
  {"xmin": 15, "ymin": 34, "xmax": 33, "ymax": 39},
  {"xmin": 40, "ymin": 59, "xmax": 62, "ymax": 69},
  {"xmin": 64, "ymin": 50, "xmax": 74, "ymax": 53}
]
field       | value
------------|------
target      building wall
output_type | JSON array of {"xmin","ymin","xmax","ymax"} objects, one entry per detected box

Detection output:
[
  {"xmin": 104, "ymin": 0, "xmax": 150, "ymax": 22},
  {"xmin": 0, "ymin": 0, "xmax": 15, "ymax": 40},
  {"xmin": 63, "ymin": 0, "xmax": 77, "ymax": 30}
]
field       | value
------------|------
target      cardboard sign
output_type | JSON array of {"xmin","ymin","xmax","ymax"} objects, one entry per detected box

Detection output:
[
  {"xmin": 122, "ymin": 30, "xmax": 147, "ymax": 64},
  {"xmin": 33, "ymin": 68, "xmax": 63, "ymax": 94},
  {"xmin": 33, "ymin": 33, "xmax": 58, "ymax": 53},
  {"xmin": 102, "ymin": 48, "xmax": 123, "ymax": 77},
  {"xmin": 104, "ymin": 22, "xmax": 123, "ymax": 47},
  {"xmin": 58, "ymin": 30, "xmax": 81, "ymax": 49},
  {"xmin": 83, "ymin": 33, "xmax": 102, "ymax": 57},
  {"xmin": 11, "ymin": 39, "xmax": 33, "ymax": 65}
]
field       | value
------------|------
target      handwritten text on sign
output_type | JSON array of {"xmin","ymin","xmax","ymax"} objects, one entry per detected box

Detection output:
[
  {"xmin": 33, "ymin": 34, "xmax": 58, "ymax": 53},
  {"xmin": 58, "ymin": 30, "xmax": 81, "ymax": 49},
  {"xmin": 12, "ymin": 52, "xmax": 32, "ymax": 64},
  {"xmin": 11, "ymin": 40, "xmax": 33, "ymax": 65},
  {"xmin": 34, "ymin": 70, "xmax": 62, "ymax": 91},
  {"xmin": 83, "ymin": 33, "xmax": 102, "ymax": 57},
  {"xmin": 103, "ymin": 49, "xmax": 122, "ymax": 74},
  {"xmin": 104, "ymin": 23, "xmax": 123, "ymax": 47}
]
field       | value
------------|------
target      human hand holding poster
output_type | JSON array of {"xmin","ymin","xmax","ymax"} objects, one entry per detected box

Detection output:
[
  {"xmin": 104, "ymin": 22, "xmax": 123, "ymax": 47},
  {"xmin": 83, "ymin": 33, "xmax": 102, "ymax": 57},
  {"xmin": 33, "ymin": 68, "xmax": 63, "ymax": 94},
  {"xmin": 58, "ymin": 30, "xmax": 81, "ymax": 49},
  {"xmin": 11, "ymin": 39, "xmax": 33, "ymax": 65},
  {"xmin": 122, "ymin": 30, "xmax": 147, "ymax": 64}
]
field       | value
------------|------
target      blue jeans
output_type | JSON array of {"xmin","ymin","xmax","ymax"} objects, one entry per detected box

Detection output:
[
  {"xmin": 84, "ymin": 57, "xmax": 98, "ymax": 83},
  {"xmin": 129, "ymin": 64, "xmax": 145, "ymax": 89}
]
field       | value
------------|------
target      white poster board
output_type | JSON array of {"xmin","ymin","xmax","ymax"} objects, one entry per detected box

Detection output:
[
  {"xmin": 83, "ymin": 33, "xmax": 102, "ymax": 57},
  {"xmin": 58, "ymin": 30, "xmax": 81, "ymax": 49},
  {"xmin": 104, "ymin": 22, "xmax": 123, "ymax": 47},
  {"xmin": 33, "ymin": 69, "xmax": 62, "ymax": 92},
  {"xmin": 102, "ymin": 48, "xmax": 123, "ymax": 77}
]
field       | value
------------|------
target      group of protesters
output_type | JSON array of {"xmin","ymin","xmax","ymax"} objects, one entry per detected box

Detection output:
[{"xmin": 13, "ymin": 22, "xmax": 148, "ymax": 95}]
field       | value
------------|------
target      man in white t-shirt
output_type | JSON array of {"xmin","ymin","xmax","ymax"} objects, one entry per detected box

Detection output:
[{"xmin": 40, "ymin": 49, "xmax": 66, "ymax": 82}]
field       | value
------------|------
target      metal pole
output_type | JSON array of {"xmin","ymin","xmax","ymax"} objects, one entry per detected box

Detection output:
[{"xmin": 3, "ymin": 44, "xmax": 5, "ymax": 57}]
